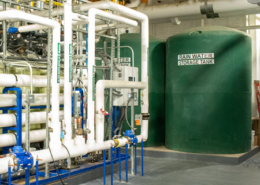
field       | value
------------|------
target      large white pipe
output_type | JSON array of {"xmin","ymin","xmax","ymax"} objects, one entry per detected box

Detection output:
[
  {"xmin": 63, "ymin": 1, "xmax": 73, "ymax": 142},
  {"xmin": 18, "ymin": 15, "xmax": 88, "ymax": 33},
  {"xmin": 0, "ymin": 93, "xmax": 64, "ymax": 107},
  {"xmin": 0, "ymin": 111, "xmax": 64, "ymax": 127},
  {"xmin": 18, "ymin": 24, "xmax": 48, "ymax": 33},
  {"xmin": 96, "ymin": 80, "xmax": 146, "ymax": 143},
  {"xmin": 27, "ymin": 136, "xmax": 129, "ymax": 170},
  {"xmin": 0, "ymin": 74, "xmax": 88, "ymax": 88},
  {"xmin": 0, "ymin": 129, "xmax": 46, "ymax": 147},
  {"xmin": 87, "ymin": 7, "xmax": 139, "ymax": 144},
  {"xmin": 136, "ymin": 0, "xmax": 259, "ymax": 20}
]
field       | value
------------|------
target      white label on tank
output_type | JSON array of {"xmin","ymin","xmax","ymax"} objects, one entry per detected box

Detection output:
[{"xmin": 178, "ymin": 53, "xmax": 214, "ymax": 66}]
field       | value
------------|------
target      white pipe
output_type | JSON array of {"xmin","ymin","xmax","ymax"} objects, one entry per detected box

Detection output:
[
  {"xmin": 136, "ymin": 0, "xmax": 259, "ymax": 20},
  {"xmin": 28, "ymin": 136, "xmax": 129, "ymax": 170},
  {"xmin": 63, "ymin": 1, "xmax": 73, "ymax": 142},
  {"xmin": 0, "ymin": 129, "xmax": 46, "ymax": 147},
  {"xmin": 0, "ymin": 9, "xmax": 61, "ymax": 149},
  {"xmin": 0, "ymin": 111, "xmax": 64, "ymax": 127},
  {"xmin": 95, "ymin": 23, "xmax": 134, "ymax": 31},
  {"xmin": 87, "ymin": 7, "xmax": 139, "ymax": 144},
  {"xmin": 0, "ymin": 74, "xmax": 88, "ymax": 88},
  {"xmin": 96, "ymin": 80, "xmax": 146, "ymax": 143},
  {"xmin": 72, "ymin": 13, "xmax": 88, "ymax": 22},
  {"xmin": 18, "ymin": 24, "xmax": 48, "ymax": 32},
  {"xmin": 0, "ymin": 93, "xmax": 64, "ymax": 107},
  {"xmin": 126, "ymin": 0, "xmax": 141, "ymax": 8}
]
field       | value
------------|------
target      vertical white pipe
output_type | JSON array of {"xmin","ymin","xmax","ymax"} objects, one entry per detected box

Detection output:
[
  {"xmin": 140, "ymin": 15, "xmax": 149, "ymax": 142},
  {"xmin": 49, "ymin": 25, "xmax": 61, "ymax": 148},
  {"xmin": 87, "ymin": 8, "xmax": 96, "ymax": 144},
  {"xmin": 64, "ymin": 1, "xmax": 73, "ymax": 141}
]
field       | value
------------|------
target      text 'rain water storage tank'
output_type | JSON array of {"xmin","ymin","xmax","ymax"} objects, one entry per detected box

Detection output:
[{"xmin": 165, "ymin": 26, "xmax": 252, "ymax": 154}]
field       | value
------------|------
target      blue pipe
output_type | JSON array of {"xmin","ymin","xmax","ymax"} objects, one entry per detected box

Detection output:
[
  {"xmin": 8, "ymin": 166, "xmax": 11, "ymax": 185},
  {"xmin": 36, "ymin": 160, "xmax": 39, "ymax": 185},
  {"xmin": 125, "ymin": 144, "xmax": 128, "ymax": 182},
  {"xmin": 135, "ymin": 144, "xmax": 137, "ymax": 175},
  {"xmin": 103, "ymin": 150, "xmax": 106, "ymax": 185},
  {"xmin": 119, "ymin": 147, "xmax": 121, "ymax": 182},
  {"xmin": 142, "ymin": 140, "xmax": 144, "ymax": 176},
  {"xmin": 111, "ymin": 147, "xmax": 113, "ymax": 185}
]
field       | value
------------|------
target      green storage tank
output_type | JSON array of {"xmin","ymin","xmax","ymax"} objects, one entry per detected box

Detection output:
[
  {"xmin": 165, "ymin": 26, "xmax": 252, "ymax": 154},
  {"xmin": 97, "ymin": 33, "xmax": 165, "ymax": 147}
]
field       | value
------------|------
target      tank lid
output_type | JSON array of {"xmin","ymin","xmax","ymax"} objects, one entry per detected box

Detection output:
[{"xmin": 186, "ymin": 26, "xmax": 249, "ymax": 36}]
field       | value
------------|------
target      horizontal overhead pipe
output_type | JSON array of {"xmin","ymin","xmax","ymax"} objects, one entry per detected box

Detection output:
[{"xmin": 0, "ymin": 111, "xmax": 64, "ymax": 127}]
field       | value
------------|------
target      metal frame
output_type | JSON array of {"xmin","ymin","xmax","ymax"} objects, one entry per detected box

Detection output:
[
  {"xmin": 1, "ymin": 87, "xmax": 22, "ymax": 154},
  {"xmin": 4, "ymin": 154, "xmax": 130, "ymax": 185}
]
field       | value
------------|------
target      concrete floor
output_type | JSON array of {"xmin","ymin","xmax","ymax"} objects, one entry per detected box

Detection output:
[{"xmin": 81, "ymin": 153, "xmax": 260, "ymax": 185}]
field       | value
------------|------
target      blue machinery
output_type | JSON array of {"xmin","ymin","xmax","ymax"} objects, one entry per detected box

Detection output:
[{"xmin": 0, "ymin": 88, "xmax": 144, "ymax": 185}]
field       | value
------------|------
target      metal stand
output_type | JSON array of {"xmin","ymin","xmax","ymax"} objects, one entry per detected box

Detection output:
[
  {"xmin": 1, "ymin": 87, "xmax": 22, "ymax": 154},
  {"xmin": 36, "ymin": 160, "xmax": 39, "ymax": 185},
  {"xmin": 103, "ymin": 150, "xmax": 106, "ymax": 185},
  {"xmin": 111, "ymin": 147, "xmax": 113, "ymax": 185},
  {"xmin": 8, "ymin": 166, "xmax": 11, "ymax": 185},
  {"xmin": 125, "ymin": 144, "xmax": 128, "ymax": 183},
  {"xmin": 119, "ymin": 147, "xmax": 121, "ymax": 182},
  {"xmin": 141, "ymin": 140, "xmax": 144, "ymax": 176},
  {"xmin": 135, "ymin": 144, "xmax": 137, "ymax": 175},
  {"xmin": 25, "ymin": 169, "xmax": 30, "ymax": 185}
]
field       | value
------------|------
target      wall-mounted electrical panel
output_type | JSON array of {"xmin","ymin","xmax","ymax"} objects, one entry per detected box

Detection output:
[{"xmin": 113, "ymin": 66, "xmax": 138, "ymax": 106}]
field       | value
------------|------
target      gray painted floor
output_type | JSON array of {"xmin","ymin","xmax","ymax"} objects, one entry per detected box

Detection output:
[{"xmin": 81, "ymin": 153, "xmax": 260, "ymax": 185}]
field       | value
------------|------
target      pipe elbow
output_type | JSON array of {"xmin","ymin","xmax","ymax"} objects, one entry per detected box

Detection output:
[{"xmin": 96, "ymin": 80, "xmax": 106, "ymax": 91}]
